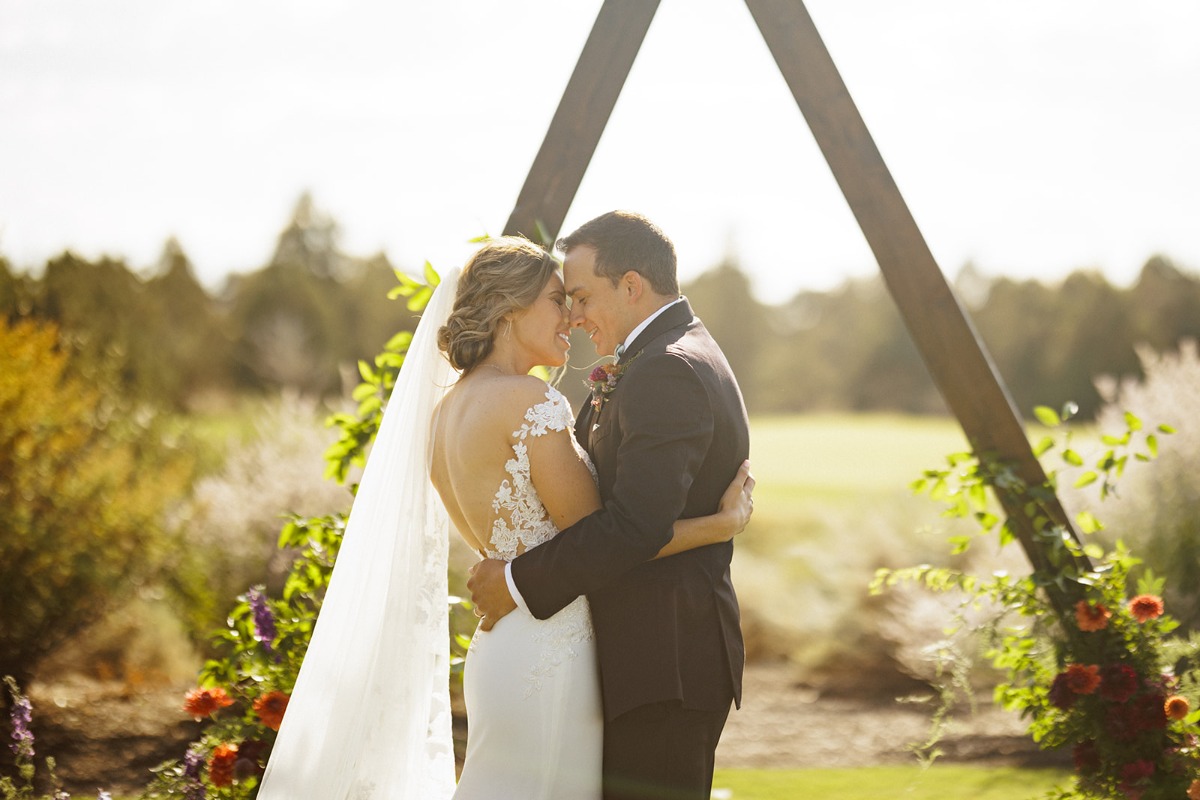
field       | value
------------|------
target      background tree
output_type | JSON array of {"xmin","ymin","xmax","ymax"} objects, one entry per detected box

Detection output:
[{"xmin": 143, "ymin": 238, "xmax": 233, "ymax": 407}]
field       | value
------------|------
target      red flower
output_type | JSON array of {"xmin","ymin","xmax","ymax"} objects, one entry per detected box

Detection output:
[
  {"xmin": 1064, "ymin": 664, "xmax": 1101, "ymax": 695},
  {"xmin": 1135, "ymin": 693, "xmax": 1167, "ymax": 731},
  {"xmin": 208, "ymin": 742, "xmax": 239, "ymax": 787},
  {"xmin": 1049, "ymin": 672, "xmax": 1076, "ymax": 709},
  {"xmin": 1100, "ymin": 664, "xmax": 1139, "ymax": 703},
  {"xmin": 1128, "ymin": 594, "xmax": 1164, "ymax": 623},
  {"xmin": 1105, "ymin": 703, "xmax": 1140, "ymax": 742},
  {"xmin": 1072, "ymin": 740, "xmax": 1101, "ymax": 773},
  {"xmin": 1165, "ymin": 694, "xmax": 1191, "ymax": 721},
  {"xmin": 253, "ymin": 690, "xmax": 290, "ymax": 731},
  {"xmin": 183, "ymin": 687, "xmax": 234, "ymax": 720},
  {"xmin": 1120, "ymin": 759, "xmax": 1155, "ymax": 785},
  {"xmin": 1075, "ymin": 600, "xmax": 1111, "ymax": 632}
]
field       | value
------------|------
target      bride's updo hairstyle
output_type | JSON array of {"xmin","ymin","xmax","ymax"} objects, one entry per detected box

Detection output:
[{"xmin": 437, "ymin": 236, "xmax": 559, "ymax": 372}]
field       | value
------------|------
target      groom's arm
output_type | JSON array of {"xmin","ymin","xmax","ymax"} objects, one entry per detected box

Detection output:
[{"xmin": 509, "ymin": 353, "xmax": 714, "ymax": 619}]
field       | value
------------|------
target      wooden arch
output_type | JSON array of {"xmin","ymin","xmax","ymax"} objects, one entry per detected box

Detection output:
[{"xmin": 500, "ymin": 0, "xmax": 1088, "ymax": 604}]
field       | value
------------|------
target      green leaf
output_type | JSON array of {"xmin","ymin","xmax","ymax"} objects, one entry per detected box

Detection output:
[
  {"xmin": 1145, "ymin": 434, "xmax": 1158, "ymax": 458},
  {"xmin": 357, "ymin": 359, "xmax": 375, "ymax": 383},
  {"xmin": 1082, "ymin": 543, "xmax": 1104, "ymax": 559},
  {"xmin": 1158, "ymin": 423, "xmax": 1176, "ymax": 434},
  {"xmin": 422, "ymin": 260, "xmax": 440, "ymax": 287},
  {"xmin": 1073, "ymin": 471, "xmax": 1097, "ymax": 488},
  {"xmin": 1033, "ymin": 406, "xmax": 1060, "ymax": 427},
  {"xmin": 1032, "ymin": 436, "xmax": 1055, "ymax": 457},
  {"xmin": 1124, "ymin": 410, "xmax": 1143, "ymax": 431},
  {"xmin": 1061, "ymin": 449, "xmax": 1083, "ymax": 466},
  {"xmin": 385, "ymin": 330, "xmax": 413, "ymax": 352},
  {"xmin": 406, "ymin": 285, "xmax": 433, "ymax": 311},
  {"xmin": 1075, "ymin": 511, "xmax": 1103, "ymax": 533},
  {"xmin": 351, "ymin": 382, "xmax": 377, "ymax": 402},
  {"xmin": 1136, "ymin": 568, "xmax": 1165, "ymax": 597}
]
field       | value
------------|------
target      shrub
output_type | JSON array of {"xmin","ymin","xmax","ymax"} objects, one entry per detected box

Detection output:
[{"xmin": 0, "ymin": 319, "xmax": 192, "ymax": 685}]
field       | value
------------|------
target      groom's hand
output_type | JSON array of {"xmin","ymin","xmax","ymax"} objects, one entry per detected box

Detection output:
[{"xmin": 467, "ymin": 559, "xmax": 516, "ymax": 632}]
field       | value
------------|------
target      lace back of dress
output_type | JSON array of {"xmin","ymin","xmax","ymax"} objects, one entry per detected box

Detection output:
[{"xmin": 485, "ymin": 388, "xmax": 575, "ymax": 562}]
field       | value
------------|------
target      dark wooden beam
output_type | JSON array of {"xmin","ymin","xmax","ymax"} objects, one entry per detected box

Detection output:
[
  {"xmin": 503, "ymin": 0, "xmax": 662, "ymax": 242},
  {"xmin": 741, "ymin": 0, "xmax": 1085, "ymax": 588}
]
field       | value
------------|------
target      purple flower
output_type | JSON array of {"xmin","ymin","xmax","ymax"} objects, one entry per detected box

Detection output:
[
  {"xmin": 5, "ymin": 676, "xmax": 35, "ymax": 758},
  {"xmin": 183, "ymin": 745, "xmax": 205, "ymax": 779},
  {"xmin": 248, "ymin": 585, "xmax": 277, "ymax": 654}
]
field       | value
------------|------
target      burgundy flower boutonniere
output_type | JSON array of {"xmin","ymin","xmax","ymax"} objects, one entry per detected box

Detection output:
[{"xmin": 584, "ymin": 353, "xmax": 638, "ymax": 414}]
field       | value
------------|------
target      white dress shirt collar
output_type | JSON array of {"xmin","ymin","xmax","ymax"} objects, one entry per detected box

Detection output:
[{"xmin": 616, "ymin": 296, "xmax": 685, "ymax": 358}]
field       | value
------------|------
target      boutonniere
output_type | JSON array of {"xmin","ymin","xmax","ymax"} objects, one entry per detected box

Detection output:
[{"xmin": 584, "ymin": 353, "xmax": 638, "ymax": 413}]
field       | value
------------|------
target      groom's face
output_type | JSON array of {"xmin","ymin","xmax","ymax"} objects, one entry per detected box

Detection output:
[{"xmin": 563, "ymin": 245, "xmax": 633, "ymax": 357}]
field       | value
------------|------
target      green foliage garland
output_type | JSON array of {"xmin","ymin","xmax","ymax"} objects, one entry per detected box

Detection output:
[{"xmin": 874, "ymin": 406, "xmax": 1200, "ymax": 799}]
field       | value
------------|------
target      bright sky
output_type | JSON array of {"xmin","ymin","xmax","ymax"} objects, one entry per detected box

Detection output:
[{"xmin": 1, "ymin": 0, "xmax": 1197, "ymax": 303}]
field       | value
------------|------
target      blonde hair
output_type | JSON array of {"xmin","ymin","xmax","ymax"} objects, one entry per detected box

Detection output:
[{"xmin": 437, "ymin": 236, "xmax": 559, "ymax": 372}]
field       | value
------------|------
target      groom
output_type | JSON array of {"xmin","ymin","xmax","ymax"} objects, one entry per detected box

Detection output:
[{"xmin": 468, "ymin": 210, "xmax": 750, "ymax": 800}]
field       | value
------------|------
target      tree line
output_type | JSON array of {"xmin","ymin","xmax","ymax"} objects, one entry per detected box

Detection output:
[{"xmin": 3, "ymin": 194, "xmax": 1198, "ymax": 420}]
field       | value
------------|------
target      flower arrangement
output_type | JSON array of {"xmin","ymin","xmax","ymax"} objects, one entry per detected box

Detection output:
[
  {"xmin": 584, "ymin": 353, "xmax": 638, "ymax": 415},
  {"xmin": 874, "ymin": 405, "xmax": 1200, "ymax": 800}
]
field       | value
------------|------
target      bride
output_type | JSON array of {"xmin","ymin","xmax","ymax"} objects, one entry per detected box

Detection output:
[{"xmin": 257, "ymin": 236, "xmax": 753, "ymax": 799}]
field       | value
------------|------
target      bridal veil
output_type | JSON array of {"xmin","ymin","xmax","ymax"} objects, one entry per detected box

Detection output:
[{"xmin": 258, "ymin": 267, "xmax": 461, "ymax": 800}]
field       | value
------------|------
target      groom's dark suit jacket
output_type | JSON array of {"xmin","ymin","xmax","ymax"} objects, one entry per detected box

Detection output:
[{"xmin": 511, "ymin": 298, "xmax": 749, "ymax": 721}]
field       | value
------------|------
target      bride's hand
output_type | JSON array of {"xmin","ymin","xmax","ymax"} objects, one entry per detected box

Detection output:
[{"xmin": 717, "ymin": 459, "xmax": 755, "ymax": 539}]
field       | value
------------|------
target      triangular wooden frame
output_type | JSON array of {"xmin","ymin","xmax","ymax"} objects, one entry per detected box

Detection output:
[{"xmin": 502, "ymin": 0, "xmax": 1088, "ymax": 604}]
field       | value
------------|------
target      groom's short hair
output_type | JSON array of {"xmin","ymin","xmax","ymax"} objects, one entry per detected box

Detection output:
[{"xmin": 556, "ymin": 210, "xmax": 679, "ymax": 296}]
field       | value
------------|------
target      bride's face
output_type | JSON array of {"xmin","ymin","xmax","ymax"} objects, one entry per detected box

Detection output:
[{"xmin": 508, "ymin": 272, "xmax": 571, "ymax": 368}]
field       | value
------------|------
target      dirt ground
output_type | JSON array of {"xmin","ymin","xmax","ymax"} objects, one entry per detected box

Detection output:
[{"xmin": 25, "ymin": 663, "xmax": 1066, "ymax": 797}]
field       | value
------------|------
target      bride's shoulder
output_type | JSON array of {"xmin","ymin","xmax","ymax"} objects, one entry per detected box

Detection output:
[{"xmin": 488, "ymin": 376, "xmax": 572, "ymax": 435}]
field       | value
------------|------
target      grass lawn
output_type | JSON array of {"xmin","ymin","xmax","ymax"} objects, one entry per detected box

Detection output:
[{"xmin": 712, "ymin": 765, "xmax": 1070, "ymax": 799}]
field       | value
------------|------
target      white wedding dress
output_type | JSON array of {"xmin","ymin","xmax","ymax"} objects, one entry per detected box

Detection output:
[
  {"xmin": 257, "ymin": 269, "xmax": 600, "ymax": 800},
  {"xmin": 453, "ymin": 386, "xmax": 603, "ymax": 800}
]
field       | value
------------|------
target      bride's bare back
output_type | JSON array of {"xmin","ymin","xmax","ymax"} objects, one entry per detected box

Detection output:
[{"xmin": 429, "ymin": 370, "xmax": 600, "ymax": 558}]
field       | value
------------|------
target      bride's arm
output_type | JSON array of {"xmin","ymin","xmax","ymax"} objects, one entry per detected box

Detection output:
[{"xmin": 654, "ymin": 460, "xmax": 754, "ymax": 559}]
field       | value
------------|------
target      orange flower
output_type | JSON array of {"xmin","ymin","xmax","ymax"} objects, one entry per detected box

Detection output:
[
  {"xmin": 208, "ymin": 742, "xmax": 239, "ymax": 787},
  {"xmin": 1129, "ymin": 594, "xmax": 1164, "ymax": 623},
  {"xmin": 1064, "ymin": 664, "xmax": 1101, "ymax": 695},
  {"xmin": 253, "ymin": 690, "xmax": 290, "ymax": 731},
  {"xmin": 183, "ymin": 687, "xmax": 234, "ymax": 720},
  {"xmin": 1075, "ymin": 601, "xmax": 1111, "ymax": 632},
  {"xmin": 1188, "ymin": 779, "xmax": 1200, "ymax": 800},
  {"xmin": 1165, "ymin": 695, "xmax": 1190, "ymax": 721}
]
